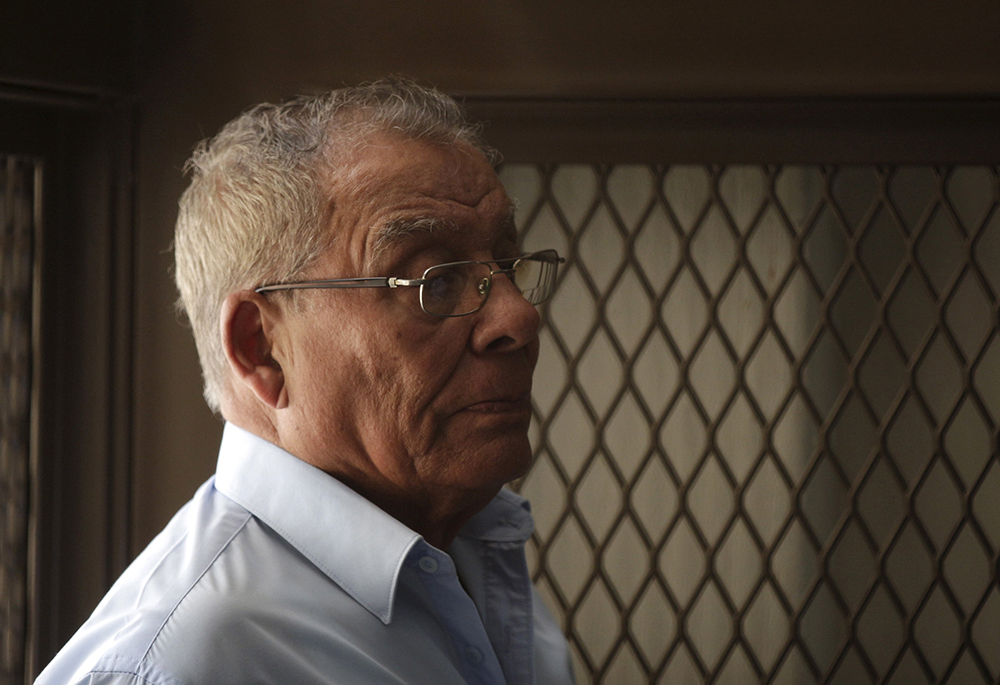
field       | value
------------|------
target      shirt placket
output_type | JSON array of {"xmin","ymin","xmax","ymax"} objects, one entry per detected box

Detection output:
[
  {"xmin": 481, "ymin": 538, "xmax": 533, "ymax": 685},
  {"xmin": 409, "ymin": 545, "xmax": 508, "ymax": 685}
]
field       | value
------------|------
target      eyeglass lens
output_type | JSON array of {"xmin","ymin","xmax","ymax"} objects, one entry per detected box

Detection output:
[{"xmin": 420, "ymin": 251, "xmax": 559, "ymax": 317}]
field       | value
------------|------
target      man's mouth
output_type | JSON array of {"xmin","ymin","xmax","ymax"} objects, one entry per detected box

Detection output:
[{"xmin": 463, "ymin": 394, "xmax": 532, "ymax": 414}]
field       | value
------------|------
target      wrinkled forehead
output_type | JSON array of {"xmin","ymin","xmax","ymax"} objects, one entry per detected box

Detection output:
[
  {"xmin": 330, "ymin": 134, "xmax": 501, "ymax": 203},
  {"xmin": 323, "ymin": 135, "xmax": 515, "ymax": 268}
]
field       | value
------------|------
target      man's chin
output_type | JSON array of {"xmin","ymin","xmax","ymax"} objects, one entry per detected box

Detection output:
[
  {"xmin": 458, "ymin": 435, "xmax": 534, "ymax": 488},
  {"xmin": 434, "ymin": 410, "xmax": 535, "ymax": 483}
]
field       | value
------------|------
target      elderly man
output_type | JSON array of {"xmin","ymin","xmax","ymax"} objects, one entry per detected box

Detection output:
[{"xmin": 36, "ymin": 80, "xmax": 574, "ymax": 684}]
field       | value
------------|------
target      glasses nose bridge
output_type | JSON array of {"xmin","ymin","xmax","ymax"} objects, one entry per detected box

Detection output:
[
  {"xmin": 485, "ymin": 257, "xmax": 518, "ymax": 282},
  {"xmin": 482, "ymin": 259, "xmax": 520, "ymax": 296},
  {"xmin": 489, "ymin": 265, "xmax": 516, "ymax": 280},
  {"xmin": 473, "ymin": 260, "xmax": 525, "ymax": 315}
]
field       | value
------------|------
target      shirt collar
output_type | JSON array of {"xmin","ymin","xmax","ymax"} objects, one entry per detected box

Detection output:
[
  {"xmin": 457, "ymin": 487, "xmax": 535, "ymax": 543},
  {"xmin": 213, "ymin": 423, "xmax": 421, "ymax": 625}
]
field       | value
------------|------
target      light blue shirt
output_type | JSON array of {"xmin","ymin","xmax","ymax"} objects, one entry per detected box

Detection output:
[{"xmin": 36, "ymin": 423, "xmax": 575, "ymax": 684}]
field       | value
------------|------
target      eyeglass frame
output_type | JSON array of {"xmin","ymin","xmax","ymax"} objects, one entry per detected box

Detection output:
[{"xmin": 254, "ymin": 249, "xmax": 565, "ymax": 318}]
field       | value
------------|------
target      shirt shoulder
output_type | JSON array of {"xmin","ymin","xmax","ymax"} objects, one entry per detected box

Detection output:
[
  {"xmin": 35, "ymin": 479, "xmax": 253, "ymax": 685},
  {"xmin": 36, "ymin": 478, "xmax": 422, "ymax": 685}
]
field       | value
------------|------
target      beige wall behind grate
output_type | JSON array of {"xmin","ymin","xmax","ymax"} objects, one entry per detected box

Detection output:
[{"xmin": 504, "ymin": 163, "xmax": 1000, "ymax": 685}]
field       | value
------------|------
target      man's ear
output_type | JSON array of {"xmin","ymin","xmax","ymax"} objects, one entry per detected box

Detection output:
[{"xmin": 221, "ymin": 291, "xmax": 288, "ymax": 409}]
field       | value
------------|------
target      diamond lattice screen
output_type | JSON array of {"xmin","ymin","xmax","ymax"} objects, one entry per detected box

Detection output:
[
  {"xmin": 0, "ymin": 155, "xmax": 37, "ymax": 685},
  {"xmin": 503, "ymin": 164, "xmax": 1000, "ymax": 685}
]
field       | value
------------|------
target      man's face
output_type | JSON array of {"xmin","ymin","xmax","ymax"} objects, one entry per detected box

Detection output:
[{"xmin": 271, "ymin": 135, "xmax": 541, "ymax": 512}]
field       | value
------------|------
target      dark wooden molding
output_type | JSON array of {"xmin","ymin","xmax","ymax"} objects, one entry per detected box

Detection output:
[
  {"xmin": 462, "ymin": 97, "xmax": 1000, "ymax": 164},
  {"xmin": 0, "ymin": 87, "xmax": 135, "ymax": 683},
  {"xmin": 0, "ymin": 76, "xmax": 129, "ymax": 112}
]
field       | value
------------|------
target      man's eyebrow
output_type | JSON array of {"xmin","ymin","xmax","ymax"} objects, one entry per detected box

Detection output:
[
  {"xmin": 366, "ymin": 202, "xmax": 519, "ymax": 268},
  {"xmin": 367, "ymin": 216, "xmax": 459, "ymax": 267}
]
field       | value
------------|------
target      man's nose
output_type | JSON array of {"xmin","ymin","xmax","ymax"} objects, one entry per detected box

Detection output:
[{"xmin": 469, "ymin": 270, "xmax": 541, "ymax": 354}]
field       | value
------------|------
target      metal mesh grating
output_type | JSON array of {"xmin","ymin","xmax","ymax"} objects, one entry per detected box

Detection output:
[
  {"xmin": 0, "ymin": 156, "xmax": 38, "ymax": 685},
  {"xmin": 504, "ymin": 163, "xmax": 1000, "ymax": 684}
]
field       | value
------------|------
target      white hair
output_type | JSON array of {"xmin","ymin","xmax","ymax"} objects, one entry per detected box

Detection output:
[{"xmin": 174, "ymin": 79, "xmax": 497, "ymax": 413}]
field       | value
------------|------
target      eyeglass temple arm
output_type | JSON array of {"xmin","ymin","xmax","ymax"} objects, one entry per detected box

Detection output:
[
  {"xmin": 255, "ymin": 277, "xmax": 393, "ymax": 293},
  {"xmin": 255, "ymin": 253, "xmax": 566, "ymax": 293}
]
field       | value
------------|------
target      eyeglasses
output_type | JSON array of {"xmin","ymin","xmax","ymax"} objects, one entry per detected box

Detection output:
[{"xmin": 255, "ymin": 249, "xmax": 565, "ymax": 318}]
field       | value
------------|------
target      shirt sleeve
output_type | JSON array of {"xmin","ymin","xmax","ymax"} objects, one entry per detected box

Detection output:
[
  {"xmin": 51, "ymin": 673, "xmax": 154, "ymax": 685},
  {"xmin": 43, "ymin": 668, "xmax": 178, "ymax": 685}
]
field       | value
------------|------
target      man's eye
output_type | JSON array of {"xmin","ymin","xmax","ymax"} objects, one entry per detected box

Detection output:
[{"xmin": 425, "ymin": 266, "xmax": 466, "ymax": 300}]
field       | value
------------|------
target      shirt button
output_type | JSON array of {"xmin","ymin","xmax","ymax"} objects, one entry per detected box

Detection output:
[
  {"xmin": 464, "ymin": 646, "xmax": 483, "ymax": 665},
  {"xmin": 418, "ymin": 556, "xmax": 439, "ymax": 574}
]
